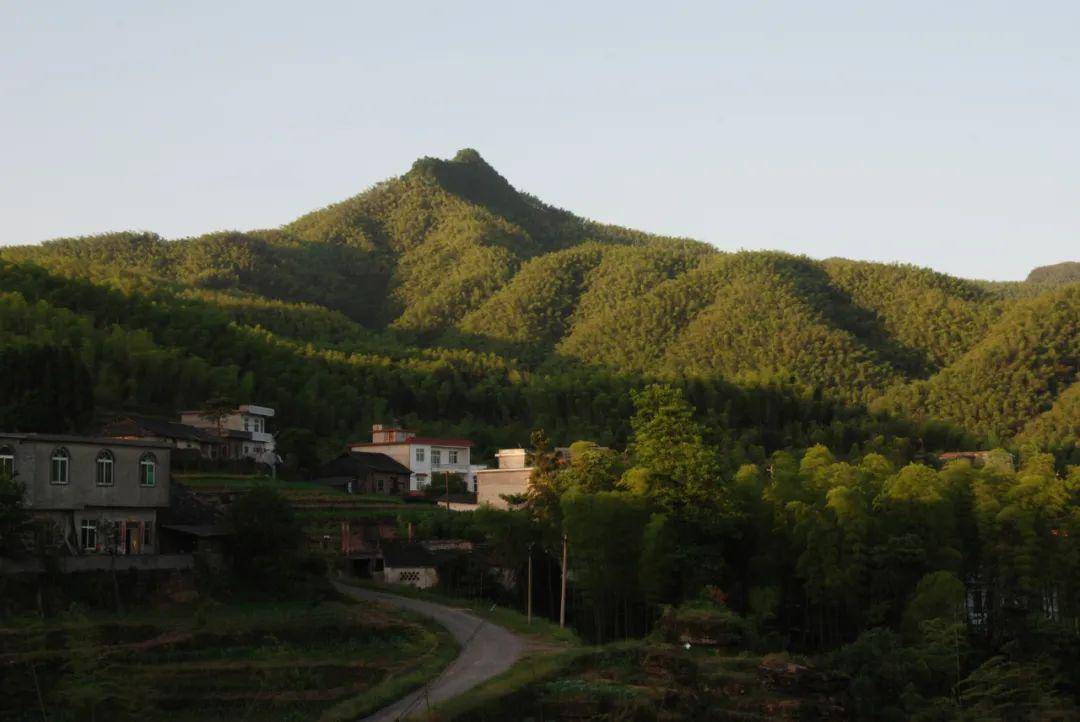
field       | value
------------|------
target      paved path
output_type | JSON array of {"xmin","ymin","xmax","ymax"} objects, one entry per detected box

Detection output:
[{"xmin": 333, "ymin": 582, "xmax": 524, "ymax": 722}]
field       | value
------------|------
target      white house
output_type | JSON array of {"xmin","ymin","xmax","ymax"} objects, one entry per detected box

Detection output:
[
  {"xmin": 348, "ymin": 424, "xmax": 473, "ymax": 491},
  {"xmin": 180, "ymin": 404, "xmax": 277, "ymax": 465}
]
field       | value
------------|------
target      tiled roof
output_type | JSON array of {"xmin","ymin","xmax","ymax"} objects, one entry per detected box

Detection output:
[
  {"xmin": 314, "ymin": 451, "xmax": 413, "ymax": 480},
  {"xmin": 381, "ymin": 542, "xmax": 436, "ymax": 569},
  {"xmin": 101, "ymin": 415, "xmax": 221, "ymax": 443},
  {"xmin": 0, "ymin": 432, "xmax": 171, "ymax": 449}
]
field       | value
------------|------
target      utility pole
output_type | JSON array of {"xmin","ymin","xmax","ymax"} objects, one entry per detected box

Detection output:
[
  {"xmin": 559, "ymin": 533, "xmax": 568, "ymax": 629},
  {"xmin": 527, "ymin": 542, "xmax": 534, "ymax": 626}
]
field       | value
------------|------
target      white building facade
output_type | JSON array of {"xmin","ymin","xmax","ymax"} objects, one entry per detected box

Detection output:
[{"xmin": 349, "ymin": 424, "xmax": 473, "ymax": 491}]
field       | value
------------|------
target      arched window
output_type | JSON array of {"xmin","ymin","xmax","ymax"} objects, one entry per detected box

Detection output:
[
  {"xmin": 0, "ymin": 446, "xmax": 14, "ymax": 478},
  {"xmin": 95, "ymin": 450, "xmax": 114, "ymax": 486},
  {"xmin": 50, "ymin": 448, "xmax": 70, "ymax": 484},
  {"xmin": 139, "ymin": 453, "xmax": 157, "ymax": 487}
]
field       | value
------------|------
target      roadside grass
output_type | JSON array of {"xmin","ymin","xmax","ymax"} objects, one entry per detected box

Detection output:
[
  {"xmin": 318, "ymin": 623, "xmax": 459, "ymax": 722},
  {"xmin": 426, "ymin": 646, "xmax": 593, "ymax": 721}
]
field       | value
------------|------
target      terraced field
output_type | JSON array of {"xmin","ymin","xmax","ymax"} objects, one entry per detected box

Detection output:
[{"xmin": 0, "ymin": 600, "xmax": 456, "ymax": 721}]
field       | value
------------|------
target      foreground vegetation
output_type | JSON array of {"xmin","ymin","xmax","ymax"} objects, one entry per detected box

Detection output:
[{"xmin": 0, "ymin": 599, "xmax": 456, "ymax": 721}]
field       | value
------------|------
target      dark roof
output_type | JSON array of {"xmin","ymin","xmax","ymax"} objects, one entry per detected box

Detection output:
[
  {"xmin": 315, "ymin": 451, "xmax": 412, "ymax": 480},
  {"xmin": 350, "ymin": 436, "xmax": 475, "ymax": 448},
  {"xmin": 221, "ymin": 429, "xmax": 254, "ymax": 440},
  {"xmin": 382, "ymin": 542, "xmax": 436, "ymax": 568},
  {"xmin": 0, "ymin": 432, "xmax": 171, "ymax": 450},
  {"xmin": 101, "ymin": 415, "xmax": 221, "ymax": 444}
]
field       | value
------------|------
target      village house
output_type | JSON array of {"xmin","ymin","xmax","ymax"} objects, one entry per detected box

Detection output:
[
  {"xmin": 0, "ymin": 433, "xmax": 171, "ymax": 563},
  {"xmin": 348, "ymin": 424, "xmax": 474, "ymax": 491},
  {"xmin": 474, "ymin": 447, "xmax": 575, "ymax": 510},
  {"xmin": 380, "ymin": 541, "xmax": 439, "ymax": 589},
  {"xmin": 475, "ymin": 448, "xmax": 532, "ymax": 510},
  {"xmin": 313, "ymin": 451, "xmax": 412, "ymax": 495},
  {"xmin": 180, "ymin": 404, "xmax": 278, "ymax": 464}
]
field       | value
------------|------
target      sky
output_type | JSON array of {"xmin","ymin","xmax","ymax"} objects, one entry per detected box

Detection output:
[{"xmin": 1, "ymin": 2, "xmax": 1077, "ymax": 281}]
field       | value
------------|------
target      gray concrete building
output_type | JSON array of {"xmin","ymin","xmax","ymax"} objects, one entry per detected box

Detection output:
[{"xmin": 0, "ymin": 433, "xmax": 170, "ymax": 557}]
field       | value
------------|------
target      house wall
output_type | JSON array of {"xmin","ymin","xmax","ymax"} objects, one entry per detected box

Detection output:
[
  {"xmin": 348, "ymin": 442, "xmax": 472, "ymax": 491},
  {"xmin": 181, "ymin": 405, "xmax": 276, "ymax": 460},
  {"xmin": 4, "ymin": 438, "xmax": 171, "ymax": 511},
  {"xmin": 476, "ymin": 468, "xmax": 532, "ymax": 509},
  {"xmin": 0, "ymin": 435, "xmax": 170, "ymax": 558},
  {"xmin": 384, "ymin": 566, "xmax": 438, "ymax": 589},
  {"xmin": 429, "ymin": 445, "xmax": 471, "ymax": 481}
]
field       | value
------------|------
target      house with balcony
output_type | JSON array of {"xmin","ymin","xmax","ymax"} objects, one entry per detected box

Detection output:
[
  {"xmin": 0, "ymin": 433, "xmax": 171, "ymax": 564},
  {"xmin": 180, "ymin": 404, "xmax": 277, "ymax": 465},
  {"xmin": 348, "ymin": 424, "xmax": 474, "ymax": 491}
]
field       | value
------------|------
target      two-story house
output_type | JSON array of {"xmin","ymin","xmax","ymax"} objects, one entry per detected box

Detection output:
[
  {"xmin": 180, "ymin": 404, "xmax": 277, "ymax": 464},
  {"xmin": 348, "ymin": 424, "xmax": 474, "ymax": 491},
  {"xmin": 0, "ymin": 433, "xmax": 171, "ymax": 557}
]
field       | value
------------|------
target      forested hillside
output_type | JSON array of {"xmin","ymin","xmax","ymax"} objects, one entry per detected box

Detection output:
[{"xmin": 0, "ymin": 149, "xmax": 1076, "ymax": 465}]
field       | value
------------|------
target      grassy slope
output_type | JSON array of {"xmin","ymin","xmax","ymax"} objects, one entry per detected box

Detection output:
[{"xmin": 0, "ymin": 598, "xmax": 458, "ymax": 722}]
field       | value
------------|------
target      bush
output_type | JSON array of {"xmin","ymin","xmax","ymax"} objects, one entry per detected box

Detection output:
[{"xmin": 226, "ymin": 486, "xmax": 304, "ymax": 592}]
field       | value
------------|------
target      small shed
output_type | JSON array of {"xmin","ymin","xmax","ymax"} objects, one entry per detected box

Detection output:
[
  {"xmin": 313, "ymin": 451, "xmax": 412, "ymax": 495},
  {"xmin": 381, "ymin": 542, "xmax": 438, "ymax": 589}
]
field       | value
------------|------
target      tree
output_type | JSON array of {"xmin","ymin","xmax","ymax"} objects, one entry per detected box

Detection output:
[
  {"xmin": 561, "ymin": 490, "xmax": 650, "ymax": 641},
  {"xmin": 199, "ymin": 396, "xmax": 237, "ymax": 440},
  {"xmin": 227, "ymin": 486, "xmax": 304, "ymax": 588},
  {"xmin": 0, "ymin": 472, "xmax": 29, "ymax": 558}
]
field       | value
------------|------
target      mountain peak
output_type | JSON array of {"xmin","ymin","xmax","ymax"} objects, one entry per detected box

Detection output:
[{"xmin": 451, "ymin": 147, "xmax": 488, "ymax": 165}]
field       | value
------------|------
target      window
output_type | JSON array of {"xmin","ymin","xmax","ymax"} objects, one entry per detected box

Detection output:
[
  {"xmin": 415, "ymin": 448, "xmax": 425, "ymax": 462},
  {"xmin": 431, "ymin": 449, "xmax": 442, "ymax": 466},
  {"xmin": 448, "ymin": 450, "xmax": 458, "ymax": 464},
  {"xmin": 50, "ymin": 448, "xmax": 70, "ymax": 484},
  {"xmin": 80, "ymin": 519, "xmax": 98, "ymax": 551},
  {"xmin": 142, "ymin": 522, "xmax": 154, "ymax": 547},
  {"xmin": 95, "ymin": 450, "xmax": 115, "ymax": 486},
  {"xmin": 0, "ymin": 446, "xmax": 14, "ymax": 478},
  {"xmin": 377, "ymin": 478, "xmax": 385, "ymax": 492},
  {"xmin": 139, "ymin": 453, "xmax": 157, "ymax": 486}
]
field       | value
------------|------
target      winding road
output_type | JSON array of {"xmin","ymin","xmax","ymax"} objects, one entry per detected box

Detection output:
[{"xmin": 333, "ymin": 582, "xmax": 524, "ymax": 722}]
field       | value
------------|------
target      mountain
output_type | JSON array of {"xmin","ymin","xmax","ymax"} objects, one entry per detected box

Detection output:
[
  {"xmin": 1027, "ymin": 261, "xmax": 1080, "ymax": 286},
  {"xmin": 872, "ymin": 284, "xmax": 1079, "ymax": 442},
  {"xmin": 1, "ymin": 149, "xmax": 1077, "ymax": 460}
]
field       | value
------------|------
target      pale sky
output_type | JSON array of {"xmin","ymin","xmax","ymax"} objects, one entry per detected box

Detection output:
[{"xmin": 2, "ymin": 1, "xmax": 1077, "ymax": 280}]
